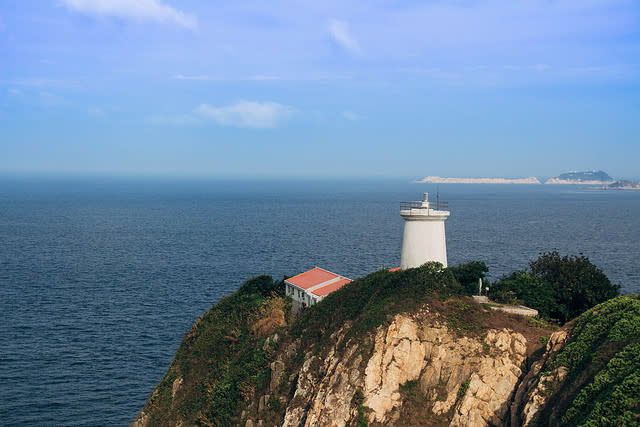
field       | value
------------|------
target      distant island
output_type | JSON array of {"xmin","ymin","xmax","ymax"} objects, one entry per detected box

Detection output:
[
  {"xmin": 545, "ymin": 170, "xmax": 615, "ymax": 185},
  {"xmin": 415, "ymin": 171, "xmax": 639, "ymax": 190},
  {"xmin": 416, "ymin": 176, "xmax": 541, "ymax": 184},
  {"xmin": 607, "ymin": 180, "xmax": 640, "ymax": 190}
]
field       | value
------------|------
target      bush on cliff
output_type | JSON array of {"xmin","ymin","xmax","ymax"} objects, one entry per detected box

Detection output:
[
  {"xmin": 291, "ymin": 261, "xmax": 462, "ymax": 351},
  {"xmin": 447, "ymin": 261, "xmax": 489, "ymax": 295},
  {"xmin": 488, "ymin": 271, "xmax": 561, "ymax": 319},
  {"xmin": 535, "ymin": 295, "xmax": 640, "ymax": 426},
  {"xmin": 140, "ymin": 275, "xmax": 288, "ymax": 426},
  {"xmin": 489, "ymin": 251, "xmax": 619, "ymax": 323}
]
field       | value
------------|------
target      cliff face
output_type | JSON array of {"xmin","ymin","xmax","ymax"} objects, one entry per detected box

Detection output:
[
  {"xmin": 510, "ymin": 295, "xmax": 640, "ymax": 426},
  {"xmin": 132, "ymin": 268, "xmax": 639, "ymax": 427},
  {"xmin": 276, "ymin": 312, "xmax": 530, "ymax": 427}
]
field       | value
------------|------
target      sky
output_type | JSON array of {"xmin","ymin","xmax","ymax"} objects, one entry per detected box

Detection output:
[{"xmin": 1, "ymin": 0, "xmax": 639, "ymax": 179}]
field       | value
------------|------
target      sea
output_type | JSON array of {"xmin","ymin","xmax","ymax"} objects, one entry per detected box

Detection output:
[{"xmin": 1, "ymin": 177, "xmax": 638, "ymax": 426}]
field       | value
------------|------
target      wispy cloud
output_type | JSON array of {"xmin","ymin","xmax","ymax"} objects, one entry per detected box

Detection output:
[
  {"xmin": 502, "ymin": 64, "xmax": 551, "ymax": 72},
  {"xmin": 172, "ymin": 73, "xmax": 350, "ymax": 82},
  {"xmin": 61, "ymin": 0, "xmax": 197, "ymax": 30},
  {"xmin": 172, "ymin": 74, "xmax": 215, "ymax": 81},
  {"xmin": 194, "ymin": 101, "xmax": 294, "ymax": 128},
  {"xmin": 4, "ymin": 78, "xmax": 79, "ymax": 88},
  {"xmin": 342, "ymin": 110, "xmax": 365, "ymax": 121},
  {"xmin": 147, "ymin": 114, "xmax": 200, "ymax": 125},
  {"xmin": 248, "ymin": 75, "xmax": 279, "ymax": 81},
  {"xmin": 328, "ymin": 19, "xmax": 361, "ymax": 54},
  {"xmin": 172, "ymin": 74, "xmax": 280, "ymax": 81},
  {"xmin": 38, "ymin": 91, "xmax": 68, "ymax": 107},
  {"xmin": 88, "ymin": 106, "xmax": 105, "ymax": 117}
]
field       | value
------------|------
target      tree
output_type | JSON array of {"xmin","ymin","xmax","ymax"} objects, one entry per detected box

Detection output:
[
  {"xmin": 448, "ymin": 261, "xmax": 489, "ymax": 295},
  {"xmin": 488, "ymin": 271, "xmax": 562, "ymax": 320},
  {"xmin": 528, "ymin": 251, "xmax": 620, "ymax": 322}
]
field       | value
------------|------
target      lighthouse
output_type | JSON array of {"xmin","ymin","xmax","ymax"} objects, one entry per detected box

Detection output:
[{"xmin": 400, "ymin": 193, "xmax": 450, "ymax": 269}]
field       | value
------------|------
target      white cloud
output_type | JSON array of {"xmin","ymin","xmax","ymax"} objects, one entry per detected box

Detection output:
[
  {"xmin": 342, "ymin": 110, "xmax": 365, "ymax": 121},
  {"xmin": 248, "ymin": 75, "xmax": 279, "ymax": 81},
  {"xmin": 194, "ymin": 101, "xmax": 293, "ymax": 128},
  {"xmin": 61, "ymin": 0, "xmax": 197, "ymax": 30},
  {"xmin": 88, "ymin": 106, "xmax": 105, "ymax": 117},
  {"xmin": 173, "ymin": 74, "xmax": 213, "ymax": 81},
  {"xmin": 171, "ymin": 74, "xmax": 279, "ymax": 81},
  {"xmin": 328, "ymin": 19, "xmax": 361, "ymax": 54},
  {"xmin": 147, "ymin": 114, "xmax": 200, "ymax": 125},
  {"xmin": 5, "ymin": 78, "xmax": 78, "ymax": 88},
  {"xmin": 501, "ymin": 64, "xmax": 551, "ymax": 72},
  {"xmin": 39, "ymin": 91, "xmax": 68, "ymax": 107}
]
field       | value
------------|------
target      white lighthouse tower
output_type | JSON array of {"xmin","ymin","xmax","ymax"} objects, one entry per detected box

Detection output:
[{"xmin": 400, "ymin": 193, "xmax": 450, "ymax": 269}]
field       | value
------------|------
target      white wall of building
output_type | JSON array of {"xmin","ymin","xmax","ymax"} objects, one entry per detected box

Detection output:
[
  {"xmin": 400, "ymin": 194, "xmax": 449, "ymax": 269},
  {"xmin": 285, "ymin": 282, "xmax": 321, "ymax": 307},
  {"xmin": 400, "ymin": 216, "xmax": 448, "ymax": 268}
]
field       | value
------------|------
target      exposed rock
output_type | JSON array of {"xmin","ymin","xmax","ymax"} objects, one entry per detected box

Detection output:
[
  {"xmin": 270, "ymin": 360, "xmax": 285, "ymax": 392},
  {"xmin": 509, "ymin": 327, "xmax": 570, "ymax": 426},
  {"xmin": 171, "ymin": 376, "xmax": 183, "ymax": 400},
  {"xmin": 364, "ymin": 315, "xmax": 427, "ymax": 420},
  {"xmin": 304, "ymin": 345, "xmax": 363, "ymax": 426},
  {"xmin": 451, "ymin": 329, "xmax": 527, "ymax": 426},
  {"xmin": 282, "ymin": 327, "xmax": 364, "ymax": 427},
  {"xmin": 280, "ymin": 312, "xmax": 530, "ymax": 426},
  {"xmin": 130, "ymin": 411, "xmax": 148, "ymax": 427}
]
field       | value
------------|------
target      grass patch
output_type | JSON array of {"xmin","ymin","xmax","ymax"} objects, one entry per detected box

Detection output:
[
  {"xmin": 534, "ymin": 295, "xmax": 640, "ymax": 426},
  {"xmin": 457, "ymin": 377, "xmax": 471, "ymax": 401},
  {"xmin": 291, "ymin": 262, "xmax": 462, "ymax": 353}
]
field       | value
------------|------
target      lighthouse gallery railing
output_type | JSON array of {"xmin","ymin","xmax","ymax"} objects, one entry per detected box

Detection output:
[{"xmin": 400, "ymin": 200, "xmax": 449, "ymax": 212}]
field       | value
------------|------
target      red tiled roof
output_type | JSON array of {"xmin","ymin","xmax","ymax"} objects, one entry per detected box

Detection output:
[
  {"xmin": 285, "ymin": 267, "xmax": 340, "ymax": 290},
  {"xmin": 311, "ymin": 278, "xmax": 352, "ymax": 296},
  {"xmin": 388, "ymin": 267, "xmax": 401, "ymax": 272}
]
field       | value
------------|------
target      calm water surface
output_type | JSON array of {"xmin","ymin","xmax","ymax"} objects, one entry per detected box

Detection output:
[{"xmin": 1, "ymin": 178, "xmax": 638, "ymax": 425}]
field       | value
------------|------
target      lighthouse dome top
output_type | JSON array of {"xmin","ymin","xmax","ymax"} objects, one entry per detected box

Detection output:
[{"xmin": 400, "ymin": 192, "xmax": 450, "ymax": 218}]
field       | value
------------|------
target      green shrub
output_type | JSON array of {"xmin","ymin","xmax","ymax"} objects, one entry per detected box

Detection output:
[
  {"xmin": 529, "ymin": 251, "xmax": 620, "ymax": 323},
  {"xmin": 291, "ymin": 262, "xmax": 462, "ymax": 351},
  {"xmin": 489, "ymin": 252, "xmax": 619, "ymax": 323},
  {"xmin": 538, "ymin": 295, "xmax": 640, "ymax": 426},
  {"xmin": 144, "ymin": 275, "xmax": 286, "ymax": 426},
  {"xmin": 447, "ymin": 261, "xmax": 489, "ymax": 295},
  {"xmin": 489, "ymin": 271, "xmax": 562, "ymax": 320}
]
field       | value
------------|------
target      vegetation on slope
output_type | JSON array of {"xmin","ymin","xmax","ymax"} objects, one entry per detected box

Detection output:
[
  {"xmin": 489, "ymin": 251, "xmax": 620, "ymax": 323},
  {"xmin": 136, "ymin": 256, "xmax": 631, "ymax": 427},
  {"xmin": 138, "ymin": 275, "xmax": 289, "ymax": 426},
  {"xmin": 137, "ymin": 263, "xmax": 468, "ymax": 425},
  {"xmin": 291, "ymin": 262, "xmax": 462, "ymax": 350},
  {"xmin": 447, "ymin": 261, "xmax": 489, "ymax": 296},
  {"xmin": 555, "ymin": 170, "xmax": 613, "ymax": 182},
  {"xmin": 535, "ymin": 295, "xmax": 640, "ymax": 426}
]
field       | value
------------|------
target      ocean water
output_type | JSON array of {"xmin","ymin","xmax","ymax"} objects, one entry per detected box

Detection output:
[{"xmin": 1, "ymin": 177, "xmax": 638, "ymax": 426}]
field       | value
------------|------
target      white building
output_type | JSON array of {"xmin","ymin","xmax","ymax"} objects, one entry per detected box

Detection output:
[
  {"xmin": 400, "ymin": 193, "xmax": 450, "ymax": 269},
  {"xmin": 285, "ymin": 267, "xmax": 351, "ymax": 312}
]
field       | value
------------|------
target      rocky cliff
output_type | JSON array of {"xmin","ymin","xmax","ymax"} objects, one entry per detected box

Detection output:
[
  {"xmin": 277, "ymin": 312, "xmax": 532, "ymax": 427},
  {"xmin": 132, "ymin": 267, "xmax": 639, "ymax": 426}
]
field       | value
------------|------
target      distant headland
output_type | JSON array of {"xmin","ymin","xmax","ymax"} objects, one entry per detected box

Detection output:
[
  {"xmin": 544, "ymin": 170, "xmax": 614, "ymax": 185},
  {"xmin": 415, "ymin": 176, "xmax": 541, "ymax": 184},
  {"xmin": 416, "ymin": 170, "xmax": 639, "ymax": 190}
]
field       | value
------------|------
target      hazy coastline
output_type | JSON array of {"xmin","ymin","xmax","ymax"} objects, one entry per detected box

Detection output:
[{"xmin": 416, "ymin": 176, "xmax": 541, "ymax": 184}]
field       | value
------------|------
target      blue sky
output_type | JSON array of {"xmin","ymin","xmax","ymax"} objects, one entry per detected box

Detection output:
[{"xmin": 1, "ymin": 0, "xmax": 639, "ymax": 179}]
